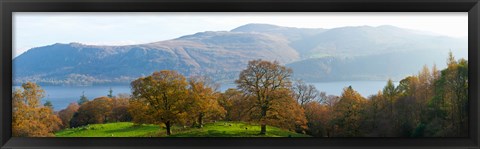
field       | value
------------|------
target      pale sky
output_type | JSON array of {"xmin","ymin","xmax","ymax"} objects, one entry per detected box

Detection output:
[{"xmin": 13, "ymin": 12, "xmax": 468, "ymax": 58}]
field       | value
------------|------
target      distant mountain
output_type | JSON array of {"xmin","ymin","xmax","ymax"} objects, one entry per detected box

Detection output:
[
  {"xmin": 13, "ymin": 30, "xmax": 299, "ymax": 86},
  {"xmin": 231, "ymin": 23, "xmax": 327, "ymax": 41},
  {"xmin": 286, "ymin": 50, "xmax": 462, "ymax": 82},
  {"xmin": 13, "ymin": 23, "xmax": 467, "ymax": 86}
]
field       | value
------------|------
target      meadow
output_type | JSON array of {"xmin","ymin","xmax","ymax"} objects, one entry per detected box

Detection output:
[{"xmin": 55, "ymin": 121, "xmax": 310, "ymax": 137}]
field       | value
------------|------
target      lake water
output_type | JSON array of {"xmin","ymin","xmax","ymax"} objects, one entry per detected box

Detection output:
[
  {"xmin": 14, "ymin": 80, "xmax": 394, "ymax": 111},
  {"xmin": 13, "ymin": 86, "xmax": 132, "ymax": 111}
]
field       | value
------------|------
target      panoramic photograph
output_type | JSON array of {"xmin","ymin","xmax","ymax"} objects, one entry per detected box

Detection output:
[{"xmin": 11, "ymin": 12, "xmax": 468, "ymax": 137}]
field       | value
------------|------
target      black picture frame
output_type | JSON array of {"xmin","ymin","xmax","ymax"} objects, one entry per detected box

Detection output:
[{"xmin": 1, "ymin": 0, "xmax": 479, "ymax": 149}]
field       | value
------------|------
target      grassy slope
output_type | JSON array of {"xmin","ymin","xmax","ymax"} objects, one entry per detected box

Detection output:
[
  {"xmin": 55, "ymin": 121, "xmax": 310, "ymax": 137},
  {"xmin": 55, "ymin": 122, "xmax": 161, "ymax": 137}
]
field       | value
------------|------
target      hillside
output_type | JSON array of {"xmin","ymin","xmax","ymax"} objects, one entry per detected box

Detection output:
[
  {"xmin": 286, "ymin": 50, "xmax": 461, "ymax": 82},
  {"xmin": 13, "ymin": 24, "xmax": 467, "ymax": 85},
  {"xmin": 55, "ymin": 121, "xmax": 310, "ymax": 137},
  {"xmin": 14, "ymin": 31, "xmax": 299, "ymax": 86}
]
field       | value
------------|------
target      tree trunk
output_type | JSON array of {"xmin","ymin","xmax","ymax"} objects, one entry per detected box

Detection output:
[
  {"xmin": 198, "ymin": 113, "xmax": 204, "ymax": 128},
  {"xmin": 260, "ymin": 124, "xmax": 266, "ymax": 135},
  {"xmin": 166, "ymin": 121, "xmax": 171, "ymax": 135},
  {"xmin": 260, "ymin": 106, "xmax": 267, "ymax": 135}
]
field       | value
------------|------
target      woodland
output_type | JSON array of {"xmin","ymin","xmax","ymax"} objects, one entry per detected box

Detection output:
[{"xmin": 12, "ymin": 52, "xmax": 468, "ymax": 137}]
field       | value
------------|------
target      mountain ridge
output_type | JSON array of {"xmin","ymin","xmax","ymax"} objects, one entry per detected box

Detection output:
[{"xmin": 13, "ymin": 24, "xmax": 467, "ymax": 86}]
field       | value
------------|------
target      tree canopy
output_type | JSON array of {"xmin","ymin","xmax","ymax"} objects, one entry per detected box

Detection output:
[
  {"xmin": 130, "ymin": 70, "xmax": 190, "ymax": 135},
  {"xmin": 235, "ymin": 59, "xmax": 306, "ymax": 134},
  {"xmin": 12, "ymin": 82, "xmax": 62, "ymax": 137}
]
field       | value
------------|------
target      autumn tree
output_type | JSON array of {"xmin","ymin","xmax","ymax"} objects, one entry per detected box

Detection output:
[
  {"xmin": 295, "ymin": 52, "xmax": 467, "ymax": 137},
  {"xmin": 12, "ymin": 82, "xmax": 62, "ymax": 137},
  {"xmin": 397, "ymin": 76, "xmax": 419, "ymax": 97},
  {"xmin": 292, "ymin": 79, "xmax": 322, "ymax": 107},
  {"xmin": 332, "ymin": 86, "xmax": 367, "ymax": 137},
  {"xmin": 70, "ymin": 97, "xmax": 114, "ymax": 127},
  {"xmin": 426, "ymin": 52, "xmax": 468, "ymax": 137},
  {"xmin": 110, "ymin": 94, "xmax": 132, "ymax": 122},
  {"xmin": 218, "ymin": 88, "xmax": 251, "ymax": 121},
  {"xmin": 325, "ymin": 95, "xmax": 340, "ymax": 108},
  {"xmin": 382, "ymin": 79, "xmax": 399, "ymax": 130},
  {"xmin": 57, "ymin": 102, "xmax": 80, "ymax": 128},
  {"xmin": 417, "ymin": 65, "xmax": 433, "ymax": 119},
  {"xmin": 130, "ymin": 70, "xmax": 190, "ymax": 135},
  {"xmin": 362, "ymin": 92, "xmax": 385, "ymax": 136},
  {"xmin": 383, "ymin": 79, "xmax": 398, "ymax": 113},
  {"xmin": 393, "ymin": 91, "xmax": 418, "ymax": 137},
  {"xmin": 270, "ymin": 89, "xmax": 308, "ymax": 132},
  {"xmin": 128, "ymin": 99, "xmax": 156, "ymax": 125},
  {"xmin": 324, "ymin": 95, "xmax": 340, "ymax": 136},
  {"xmin": 187, "ymin": 76, "xmax": 226, "ymax": 127},
  {"xmin": 449, "ymin": 58, "xmax": 468, "ymax": 136},
  {"xmin": 304, "ymin": 101, "xmax": 331, "ymax": 137},
  {"xmin": 235, "ymin": 59, "xmax": 305, "ymax": 135},
  {"xmin": 395, "ymin": 76, "xmax": 421, "ymax": 136},
  {"xmin": 292, "ymin": 80, "xmax": 329, "ymax": 135}
]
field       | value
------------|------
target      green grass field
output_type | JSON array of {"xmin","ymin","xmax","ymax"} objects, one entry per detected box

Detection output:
[
  {"xmin": 55, "ymin": 121, "xmax": 310, "ymax": 137},
  {"xmin": 55, "ymin": 122, "xmax": 161, "ymax": 137}
]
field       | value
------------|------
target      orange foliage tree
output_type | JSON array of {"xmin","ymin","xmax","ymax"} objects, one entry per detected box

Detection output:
[
  {"xmin": 109, "ymin": 94, "xmax": 132, "ymax": 122},
  {"xmin": 304, "ymin": 101, "xmax": 331, "ymax": 137},
  {"xmin": 57, "ymin": 102, "xmax": 80, "ymax": 128},
  {"xmin": 218, "ymin": 88, "xmax": 252, "ymax": 121},
  {"xmin": 130, "ymin": 70, "xmax": 190, "ymax": 135},
  {"xmin": 12, "ymin": 82, "xmax": 62, "ymax": 137},
  {"xmin": 187, "ymin": 76, "xmax": 226, "ymax": 127},
  {"xmin": 70, "ymin": 97, "xmax": 114, "ymax": 127},
  {"xmin": 332, "ymin": 86, "xmax": 367, "ymax": 137},
  {"xmin": 235, "ymin": 60, "xmax": 307, "ymax": 135}
]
